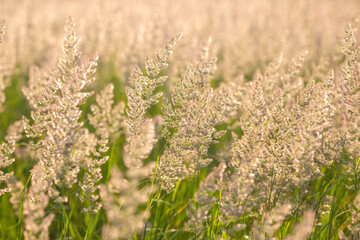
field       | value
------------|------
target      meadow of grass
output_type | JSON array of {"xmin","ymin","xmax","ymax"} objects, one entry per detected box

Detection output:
[{"xmin": 0, "ymin": 0, "xmax": 360, "ymax": 239}]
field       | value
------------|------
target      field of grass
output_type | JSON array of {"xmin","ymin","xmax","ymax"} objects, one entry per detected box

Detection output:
[{"xmin": 1, "ymin": 0, "xmax": 360, "ymax": 239}]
